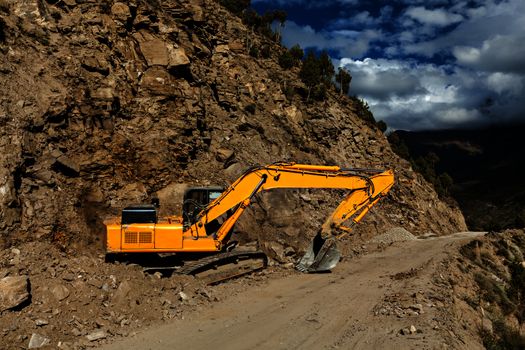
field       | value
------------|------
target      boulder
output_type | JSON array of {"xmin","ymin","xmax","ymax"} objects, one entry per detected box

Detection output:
[
  {"xmin": 284, "ymin": 105, "xmax": 303, "ymax": 124},
  {"xmin": 224, "ymin": 163, "xmax": 242, "ymax": 180},
  {"xmin": 91, "ymin": 87, "xmax": 116, "ymax": 101},
  {"xmin": 117, "ymin": 182, "xmax": 148, "ymax": 204},
  {"xmin": 228, "ymin": 41, "xmax": 244, "ymax": 53},
  {"xmin": 168, "ymin": 46, "xmax": 190, "ymax": 68},
  {"xmin": 35, "ymin": 319, "xmax": 48, "ymax": 326},
  {"xmin": 51, "ymin": 150, "xmax": 80, "ymax": 176},
  {"xmin": 156, "ymin": 183, "xmax": 188, "ymax": 216},
  {"xmin": 216, "ymin": 148, "xmax": 234, "ymax": 162},
  {"xmin": 482, "ymin": 317, "xmax": 493, "ymax": 334},
  {"xmin": 0, "ymin": 275, "xmax": 30, "ymax": 311},
  {"xmin": 214, "ymin": 45, "xmax": 230, "ymax": 55},
  {"xmin": 112, "ymin": 281, "xmax": 131, "ymax": 305},
  {"xmin": 139, "ymin": 39, "xmax": 169, "ymax": 66},
  {"xmin": 139, "ymin": 67, "xmax": 177, "ymax": 96},
  {"xmin": 84, "ymin": 187, "xmax": 104, "ymax": 203},
  {"xmin": 179, "ymin": 291, "xmax": 189, "ymax": 301},
  {"xmin": 264, "ymin": 241, "xmax": 290, "ymax": 263},
  {"xmin": 81, "ymin": 54, "xmax": 110, "ymax": 75},
  {"xmin": 111, "ymin": 2, "xmax": 131, "ymax": 23},
  {"xmin": 191, "ymin": 4, "xmax": 204, "ymax": 22}
]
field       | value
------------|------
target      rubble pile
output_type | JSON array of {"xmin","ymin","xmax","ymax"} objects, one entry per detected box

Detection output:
[
  {"xmin": 370, "ymin": 227, "xmax": 417, "ymax": 245},
  {"xmin": 0, "ymin": 241, "xmax": 280, "ymax": 348}
]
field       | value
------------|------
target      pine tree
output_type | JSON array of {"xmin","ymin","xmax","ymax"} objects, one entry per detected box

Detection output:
[
  {"xmin": 243, "ymin": 9, "xmax": 261, "ymax": 29},
  {"xmin": 289, "ymin": 44, "xmax": 304, "ymax": 62},
  {"xmin": 318, "ymin": 50, "xmax": 334, "ymax": 82},
  {"xmin": 243, "ymin": 9, "xmax": 261, "ymax": 52},
  {"xmin": 299, "ymin": 52, "xmax": 321, "ymax": 102},
  {"xmin": 220, "ymin": 0, "xmax": 250, "ymax": 16},
  {"xmin": 272, "ymin": 10, "xmax": 287, "ymax": 42},
  {"xmin": 335, "ymin": 67, "xmax": 352, "ymax": 95},
  {"xmin": 377, "ymin": 120, "xmax": 387, "ymax": 133},
  {"xmin": 278, "ymin": 51, "xmax": 295, "ymax": 69}
]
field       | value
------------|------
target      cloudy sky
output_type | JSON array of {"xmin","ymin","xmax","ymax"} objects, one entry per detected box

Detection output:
[{"xmin": 252, "ymin": 0, "xmax": 525, "ymax": 130}]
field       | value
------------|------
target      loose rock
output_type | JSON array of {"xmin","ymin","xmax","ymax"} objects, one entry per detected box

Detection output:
[
  {"xmin": 35, "ymin": 319, "xmax": 48, "ymax": 326},
  {"xmin": 50, "ymin": 284, "xmax": 70, "ymax": 301},
  {"xmin": 179, "ymin": 291, "xmax": 189, "ymax": 301},
  {"xmin": 168, "ymin": 46, "xmax": 190, "ymax": 68},
  {"xmin": 111, "ymin": 2, "xmax": 131, "ymax": 23},
  {"xmin": 113, "ymin": 281, "xmax": 132, "ymax": 305},
  {"xmin": 0, "ymin": 275, "xmax": 30, "ymax": 312},
  {"xmin": 28, "ymin": 333, "xmax": 50, "ymax": 349},
  {"xmin": 400, "ymin": 328, "xmax": 410, "ymax": 335},
  {"xmin": 86, "ymin": 329, "xmax": 107, "ymax": 341},
  {"xmin": 140, "ymin": 39, "xmax": 169, "ymax": 66},
  {"xmin": 409, "ymin": 304, "xmax": 423, "ymax": 313}
]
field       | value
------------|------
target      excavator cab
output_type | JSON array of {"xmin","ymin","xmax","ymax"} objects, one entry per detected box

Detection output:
[{"xmin": 182, "ymin": 187, "xmax": 224, "ymax": 230}]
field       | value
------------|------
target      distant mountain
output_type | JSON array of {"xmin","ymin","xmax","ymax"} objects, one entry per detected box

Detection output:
[{"xmin": 392, "ymin": 124, "xmax": 525, "ymax": 230}]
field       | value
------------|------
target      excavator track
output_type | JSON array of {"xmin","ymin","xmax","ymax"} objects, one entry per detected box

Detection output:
[{"xmin": 177, "ymin": 250, "xmax": 268, "ymax": 285}]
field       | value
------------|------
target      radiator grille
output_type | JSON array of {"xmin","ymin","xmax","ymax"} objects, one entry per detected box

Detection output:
[
  {"xmin": 139, "ymin": 231, "xmax": 152, "ymax": 243},
  {"xmin": 125, "ymin": 232, "xmax": 138, "ymax": 244},
  {"xmin": 124, "ymin": 231, "xmax": 153, "ymax": 244}
]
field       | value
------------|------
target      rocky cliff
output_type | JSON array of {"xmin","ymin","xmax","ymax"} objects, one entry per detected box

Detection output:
[{"xmin": 0, "ymin": 0, "xmax": 466, "ymax": 253}]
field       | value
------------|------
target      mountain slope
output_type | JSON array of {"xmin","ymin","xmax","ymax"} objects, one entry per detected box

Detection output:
[{"xmin": 0, "ymin": 0, "xmax": 465, "ymax": 253}]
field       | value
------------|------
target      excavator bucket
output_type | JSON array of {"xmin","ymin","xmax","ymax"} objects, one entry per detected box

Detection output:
[{"xmin": 296, "ymin": 233, "xmax": 341, "ymax": 273}]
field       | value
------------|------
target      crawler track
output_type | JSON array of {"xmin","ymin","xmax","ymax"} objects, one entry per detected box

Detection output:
[
  {"xmin": 142, "ymin": 250, "xmax": 268, "ymax": 285},
  {"xmin": 177, "ymin": 250, "xmax": 268, "ymax": 285}
]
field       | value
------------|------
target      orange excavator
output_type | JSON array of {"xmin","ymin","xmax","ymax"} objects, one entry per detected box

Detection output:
[{"xmin": 105, "ymin": 163, "xmax": 394, "ymax": 281}]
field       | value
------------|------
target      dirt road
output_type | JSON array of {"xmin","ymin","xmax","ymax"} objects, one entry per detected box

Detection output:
[{"xmin": 100, "ymin": 232, "xmax": 484, "ymax": 350}]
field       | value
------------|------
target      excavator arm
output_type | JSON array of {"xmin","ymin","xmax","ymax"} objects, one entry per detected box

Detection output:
[{"xmin": 186, "ymin": 163, "xmax": 394, "ymax": 271}]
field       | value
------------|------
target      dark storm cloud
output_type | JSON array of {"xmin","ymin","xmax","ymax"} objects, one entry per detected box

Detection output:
[
  {"xmin": 404, "ymin": 0, "xmax": 525, "ymax": 57},
  {"xmin": 453, "ymin": 35, "xmax": 525, "ymax": 74},
  {"xmin": 281, "ymin": 21, "xmax": 381, "ymax": 58},
  {"xmin": 341, "ymin": 57, "xmax": 524, "ymax": 130},
  {"xmin": 328, "ymin": 11, "xmax": 381, "ymax": 29}
]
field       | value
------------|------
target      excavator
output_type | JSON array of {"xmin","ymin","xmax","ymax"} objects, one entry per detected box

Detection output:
[{"xmin": 105, "ymin": 162, "xmax": 394, "ymax": 283}]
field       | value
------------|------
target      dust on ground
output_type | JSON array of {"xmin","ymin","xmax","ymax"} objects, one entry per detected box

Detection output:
[
  {"xmin": 0, "ymin": 241, "xmax": 291, "ymax": 349},
  {"xmin": 0, "ymin": 230, "xmax": 488, "ymax": 350},
  {"xmin": 98, "ymin": 232, "xmax": 487, "ymax": 350}
]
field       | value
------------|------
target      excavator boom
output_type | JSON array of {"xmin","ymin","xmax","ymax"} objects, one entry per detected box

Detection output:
[{"xmin": 188, "ymin": 163, "xmax": 394, "ymax": 243}]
